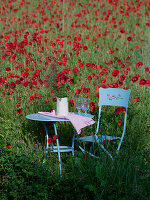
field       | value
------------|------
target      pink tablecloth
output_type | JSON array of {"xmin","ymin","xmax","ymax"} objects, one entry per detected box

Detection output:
[{"xmin": 38, "ymin": 110, "xmax": 95, "ymax": 134}]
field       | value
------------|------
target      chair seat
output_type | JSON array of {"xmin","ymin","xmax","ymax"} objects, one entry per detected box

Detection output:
[{"xmin": 75, "ymin": 135, "xmax": 121, "ymax": 143}]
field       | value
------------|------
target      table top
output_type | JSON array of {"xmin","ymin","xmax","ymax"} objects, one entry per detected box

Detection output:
[{"xmin": 26, "ymin": 112, "xmax": 94, "ymax": 122}]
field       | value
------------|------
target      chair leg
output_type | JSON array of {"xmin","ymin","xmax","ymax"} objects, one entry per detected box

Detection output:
[
  {"xmin": 72, "ymin": 130, "xmax": 77, "ymax": 157},
  {"xmin": 99, "ymin": 143, "xmax": 114, "ymax": 161},
  {"xmin": 42, "ymin": 149, "xmax": 48, "ymax": 165},
  {"xmin": 75, "ymin": 140, "xmax": 99, "ymax": 158}
]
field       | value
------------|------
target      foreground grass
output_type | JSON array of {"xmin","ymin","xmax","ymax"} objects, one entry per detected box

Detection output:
[{"xmin": 0, "ymin": 84, "xmax": 149, "ymax": 199}]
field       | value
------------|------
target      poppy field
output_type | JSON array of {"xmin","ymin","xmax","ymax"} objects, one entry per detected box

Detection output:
[{"xmin": 0, "ymin": 0, "xmax": 150, "ymax": 199}]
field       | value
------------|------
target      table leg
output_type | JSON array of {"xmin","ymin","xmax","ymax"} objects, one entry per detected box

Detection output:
[
  {"xmin": 53, "ymin": 122, "xmax": 62, "ymax": 176},
  {"xmin": 42, "ymin": 122, "xmax": 49, "ymax": 164}
]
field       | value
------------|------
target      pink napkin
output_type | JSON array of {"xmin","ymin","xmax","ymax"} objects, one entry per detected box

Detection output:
[{"xmin": 38, "ymin": 110, "xmax": 95, "ymax": 134}]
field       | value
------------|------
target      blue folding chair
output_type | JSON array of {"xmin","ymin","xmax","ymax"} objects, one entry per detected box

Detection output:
[{"xmin": 73, "ymin": 87, "xmax": 131, "ymax": 161}]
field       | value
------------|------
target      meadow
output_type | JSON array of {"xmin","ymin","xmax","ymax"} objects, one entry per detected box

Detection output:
[{"xmin": 0, "ymin": 0, "xmax": 150, "ymax": 199}]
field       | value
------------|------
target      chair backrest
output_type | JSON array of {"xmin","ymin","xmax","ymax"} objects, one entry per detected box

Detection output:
[
  {"xmin": 99, "ymin": 88, "xmax": 131, "ymax": 108},
  {"xmin": 95, "ymin": 87, "xmax": 131, "ymax": 136}
]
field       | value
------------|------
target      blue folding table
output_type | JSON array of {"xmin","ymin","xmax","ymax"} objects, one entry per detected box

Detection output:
[{"xmin": 26, "ymin": 112, "xmax": 94, "ymax": 176}]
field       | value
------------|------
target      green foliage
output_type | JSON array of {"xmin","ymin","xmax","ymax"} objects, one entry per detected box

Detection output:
[{"xmin": 0, "ymin": 117, "xmax": 149, "ymax": 199}]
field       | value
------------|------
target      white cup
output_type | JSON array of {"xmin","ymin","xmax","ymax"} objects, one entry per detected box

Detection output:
[{"xmin": 56, "ymin": 97, "xmax": 68, "ymax": 116}]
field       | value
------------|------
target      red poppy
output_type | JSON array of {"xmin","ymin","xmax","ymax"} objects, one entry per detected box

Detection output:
[
  {"xmin": 5, "ymin": 83, "xmax": 10, "ymax": 89},
  {"xmin": 82, "ymin": 152, "xmax": 88, "ymax": 160},
  {"xmin": 87, "ymin": 75, "xmax": 92, "ymax": 81},
  {"xmin": 75, "ymin": 89, "xmax": 81, "ymax": 95},
  {"xmin": 63, "ymin": 68, "xmax": 70, "ymax": 74},
  {"xmin": 10, "ymin": 82, "xmax": 16, "ymax": 89},
  {"xmin": 73, "ymin": 67, "xmax": 79, "ymax": 73},
  {"xmin": 22, "ymin": 72, "xmax": 29, "ymax": 78},
  {"xmin": 101, "ymin": 79, "xmax": 106, "ymax": 83},
  {"xmin": 40, "ymin": 129, "xmax": 45, "ymax": 135},
  {"xmin": 58, "ymin": 73, "xmax": 68, "ymax": 84},
  {"xmin": 120, "ymin": 64, "xmax": 125, "ymax": 69},
  {"xmin": 85, "ymin": 63, "xmax": 90, "ymax": 68},
  {"xmin": 23, "ymin": 82, "xmax": 28, "ymax": 87},
  {"xmin": 135, "ymin": 46, "xmax": 139, "ymax": 50},
  {"xmin": 145, "ymin": 67, "xmax": 149, "ymax": 72},
  {"xmin": 109, "ymin": 83, "xmax": 118, "ymax": 88},
  {"xmin": 132, "ymin": 97, "xmax": 140, "ymax": 102},
  {"xmin": 117, "ymin": 120, "xmax": 122, "ymax": 126},
  {"xmin": 83, "ymin": 153, "xmax": 86, "ymax": 160},
  {"xmin": 52, "ymin": 97, "xmax": 57, "ymax": 102},
  {"xmin": 119, "ymin": 75, "xmax": 126, "ymax": 81},
  {"xmin": 114, "ymin": 57, "xmax": 118, "ymax": 61},
  {"xmin": 121, "ymin": 107, "xmax": 126, "ymax": 113},
  {"xmin": 123, "ymin": 87, "xmax": 129, "ymax": 90},
  {"xmin": 94, "ymin": 75, "xmax": 99, "ymax": 80},
  {"xmin": 112, "ymin": 69, "xmax": 119, "ymax": 77},
  {"xmin": 17, "ymin": 97, "xmax": 22, "ymax": 101},
  {"xmin": 34, "ymin": 93, "xmax": 40, "ymax": 99},
  {"xmin": 146, "ymin": 23, "xmax": 150, "ymax": 27},
  {"xmin": 115, "ymin": 107, "xmax": 121, "ymax": 113},
  {"xmin": 124, "ymin": 71, "xmax": 128, "ymax": 75},
  {"xmin": 17, "ymin": 108, "xmax": 23, "ymax": 114},
  {"xmin": 68, "ymin": 78, "xmax": 74, "ymax": 85},
  {"xmin": 68, "ymin": 99, "xmax": 75, "ymax": 107},
  {"xmin": 20, "ymin": 77, "xmax": 24, "ymax": 81},
  {"xmin": 127, "ymin": 36, "xmax": 132, "ymax": 41},
  {"xmin": 16, "ymin": 102, "xmax": 21, "ymax": 107},
  {"xmin": 53, "ymin": 135, "xmax": 59, "ymax": 140},
  {"xmin": 83, "ymin": 46, "xmax": 88, "ymax": 50},
  {"xmin": 136, "ymin": 61, "xmax": 143, "ymax": 67},
  {"xmin": 91, "ymin": 65, "xmax": 97, "ymax": 70},
  {"xmin": 91, "ymin": 106, "xmax": 96, "ymax": 112},
  {"xmin": 120, "ymin": 27, "xmax": 126, "ymax": 34},
  {"xmin": 131, "ymin": 76, "xmax": 138, "ymax": 83},
  {"xmin": 139, "ymin": 79, "xmax": 146, "ymax": 85},
  {"xmin": 79, "ymin": 63, "xmax": 83, "ymax": 67},
  {"xmin": 117, "ymin": 59, "xmax": 122, "ymax": 64},
  {"xmin": 5, "ymin": 67, "xmax": 11, "ymax": 71},
  {"xmin": 95, "ymin": 92, "xmax": 99, "ymax": 98},
  {"xmin": 29, "ymin": 96, "xmax": 34, "ymax": 101},
  {"xmin": 109, "ymin": 50, "xmax": 113, "ymax": 55},
  {"xmin": 117, "ymin": 80, "xmax": 123, "ymax": 87},
  {"xmin": 103, "ymin": 140, "xmax": 109, "ymax": 145},
  {"xmin": 101, "ymin": 84, "xmax": 107, "ymax": 88},
  {"xmin": 98, "ymin": 65, "xmax": 103, "ymax": 69},
  {"xmin": 126, "ymin": 66, "xmax": 130, "ymax": 71},
  {"xmin": 146, "ymin": 80, "xmax": 150, "ymax": 85},
  {"xmin": 7, "ymin": 73, "xmax": 16, "ymax": 78},
  {"xmin": 48, "ymin": 138, "xmax": 53, "ymax": 144},
  {"xmin": 100, "ymin": 71, "xmax": 105, "ymax": 76},
  {"xmin": 89, "ymin": 101, "xmax": 95, "ymax": 107},
  {"xmin": 67, "ymin": 41, "xmax": 72, "ymax": 45},
  {"xmin": 57, "ymin": 73, "xmax": 62, "ymax": 82},
  {"xmin": 15, "ymin": 80, "xmax": 21, "ymax": 85}
]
